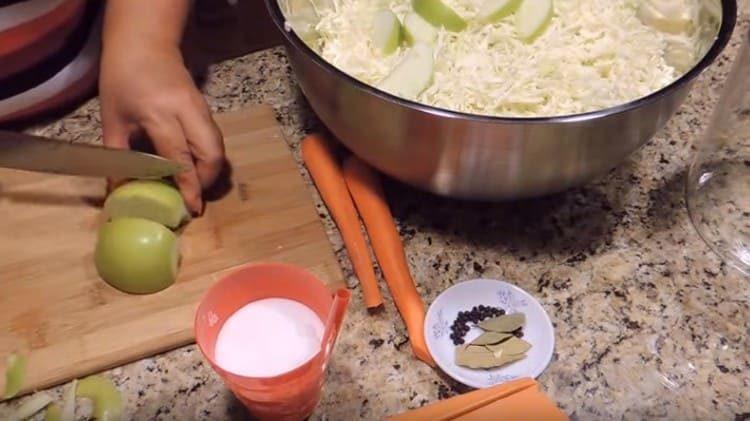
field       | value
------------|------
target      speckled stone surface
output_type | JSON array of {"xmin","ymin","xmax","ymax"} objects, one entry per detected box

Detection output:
[{"xmin": 3, "ymin": 5, "xmax": 750, "ymax": 421}]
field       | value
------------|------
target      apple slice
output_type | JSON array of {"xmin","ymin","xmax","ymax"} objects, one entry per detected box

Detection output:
[
  {"xmin": 378, "ymin": 43, "xmax": 435, "ymax": 99},
  {"xmin": 372, "ymin": 9, "xmax": 403, "ymax": 55},
  {"xmin": 403, "ymin": 12, "xmax": 438, "ymax": 45},
  {"xmin": 3, "ymin": 353, "xmax": 25, "ymax": 399},
  {"xmin": 76, "ymin": 376, "xmax": 122, "ymax": 421},
  {"xmin": 515, "ymin": 0, "xmax": 553, "ymax": 41},
  {"xmin": 412, "ymin": 0, "xmax": 467, "ymax": 32},
  {"xmin": 103, "ymin": 180, "xmax": 189, "ymax": 229},
  {"xmin": 95, "ymin": 218, "xmax": 180, "ymax": 294},
  {"xmin": 477, "ymin": 0, "xmax": 521, "ymax": 23}
]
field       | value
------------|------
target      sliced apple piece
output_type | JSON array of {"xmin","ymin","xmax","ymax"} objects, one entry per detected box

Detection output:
[
  {"xmin": 515, "ymin": 0, "xmax": 553, "ymax": 41},
  {"xmin": 372, "ymin": 9, "xmax": 403, "ymax": 55},
  {"xmin": 103, "ymin": 180, "xmax": 189, "ymax": 229},
  {"xmin": 3, "ymin": 353, "xmax": 25, "ymax": 399},
  {"xmin": 76, "ymin": 376, "xmax": 123, "ymax": 421},
  {"xmin": 477, "ymin": 0, "xmax": 521, "ymax": 23},
  {"xmin": 403, "ymin": 12, "xmax": 438, "ymax": 45},
  {"xmin": 378, "ymin": 43, "xmax": 435, "ymax": 99},
  {"xmin": 412, "ymin": 0, "xmax": 467, "ymax": 32}
]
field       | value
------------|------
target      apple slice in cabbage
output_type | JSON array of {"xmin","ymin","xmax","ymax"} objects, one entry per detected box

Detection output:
[
  {"xmin": 477, "ymin": 0, "xmax": 521, "ymax": 23},
  {"xmin": 372, "ymin": 9, "xmax": 403, "ymax": 55},
  {"xmin": 403, "ymin": 12, "xmax": 438, "ymax": 45},
  {"xmin": 378, "ymin": 43, "xmax": 435, "ymax": 99},
  {"xmin": 515, "ymin": 0, "xmax": 553, "ymax": 41},
  {"xmin": 412, "ymin": 0, "xmax": 467, "ymax": 32}
]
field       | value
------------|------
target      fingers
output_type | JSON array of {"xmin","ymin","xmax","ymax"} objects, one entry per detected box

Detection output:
[
  {"xmin": 142, "ymin": 117, "xmax": 204, "ymax": 215},
  {"xmin": 101, "ymin": 116, "xmax": 133, "ymax": 193},
  {"xmin": 177, "ymin": 98, "xmax": 225, "ymax": 190}
]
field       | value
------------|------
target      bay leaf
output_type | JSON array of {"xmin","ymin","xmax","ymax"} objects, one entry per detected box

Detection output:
[
  {"xmin": 455, "ymin": 345, "xmax": 499, "ymax": 369},
  {"xmin": 455, "ymin": 343, "xmax": 527, "ymax": 369},
  {"xmin": 486, "ymin": 336, "xmax": 532, "ymax": 355},
  {"xmin": 493, "ymin": 351, "xmax": 527, "ymax": 367},
  {"xmin": 461, "ymin": 344, "xmax": 492, "ymax": 353},
  {"xmin": 478, "ymin": 313, "xmax": 525, "ymax": 333},
  {"xmin": 469, "ymin": 332, "xmax": 513, "ymax": 346}
]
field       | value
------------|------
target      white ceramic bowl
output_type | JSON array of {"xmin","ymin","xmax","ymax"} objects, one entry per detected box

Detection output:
[{"xmin": 424, "ymin": 278, "xmax": 555, "ymax": 388}]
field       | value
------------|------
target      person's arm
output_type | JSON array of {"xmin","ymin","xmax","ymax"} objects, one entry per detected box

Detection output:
[{"xmin": 100, "ymin": 0, "xmax": 224, "ymax": 215}]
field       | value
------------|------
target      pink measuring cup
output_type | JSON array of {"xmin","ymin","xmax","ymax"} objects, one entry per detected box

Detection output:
[{"xmin": 195, "ymin": 262, "xmax": 351, "ymax": 421}]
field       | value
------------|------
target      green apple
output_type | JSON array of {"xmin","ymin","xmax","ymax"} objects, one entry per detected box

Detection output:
[
  {"xmin": 3, "ymin": 353, "xmax": 25, "ymax": 399},
  {"xmin": 477, "ymin": 0, "xmax": 521, "ymax": 23},
  {"xmin": 95, "ymin": 218, "xmax": 179, "ymax": 294},
  {"xmin": 103, "ymin": 180, "xmax": 189, "ymax": 229},
  {"xmin": 372, "ymin": 9, "xmax": 403, "ymax": 55},
  {"xmin": 378, "ymin": 43, "xmax": 435, "ymax": 99},
  {"xmin": 77, "ymin": 376, "xmax": 122, "ymax": 421},
  {"xmin": 515, "ymin": 0, "xmax": 553, "ymax": 41},
  {"xmin": 412, "ymin": 0, "xmax": 467, "ymax": 32},
  {"xmin": 403, "ymin": 12, "xmax": 438, "ymax": 45}
]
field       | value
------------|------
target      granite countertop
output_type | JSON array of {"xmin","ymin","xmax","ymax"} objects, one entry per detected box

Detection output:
[{"xmin": 3, "ymin": 4, "xmax": 750, "ymax": 420}]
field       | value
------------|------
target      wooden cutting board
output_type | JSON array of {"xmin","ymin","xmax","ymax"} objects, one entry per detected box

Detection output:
[{"xmin": 0, "ymin": 105, "xmax": 345, "ymax": 398}]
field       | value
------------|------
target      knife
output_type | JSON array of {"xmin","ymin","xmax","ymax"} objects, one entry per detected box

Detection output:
[{"xmin": 0, "ymin": 130, "xmax": 185, "ymax": 179}]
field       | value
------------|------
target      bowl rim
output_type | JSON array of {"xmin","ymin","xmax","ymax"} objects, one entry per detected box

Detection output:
[{"xmin": 264, "ymin": 0, "xmax": 738, "ymax": 124}]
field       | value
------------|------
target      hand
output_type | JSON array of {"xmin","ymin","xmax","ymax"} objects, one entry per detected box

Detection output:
[{"xmin": 99, "ymin": 43, "xmax": 224, "ymax": 215}]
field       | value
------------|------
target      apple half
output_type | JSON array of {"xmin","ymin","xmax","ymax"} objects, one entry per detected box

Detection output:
[{"xmin": 95, "ymin": 218, "xmax": 180, "ymax": 295}]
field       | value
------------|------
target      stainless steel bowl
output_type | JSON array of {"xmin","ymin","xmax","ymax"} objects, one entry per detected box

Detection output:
[{"xmin": 265, "ymin": 0, "xmax": 737, "ymax": 199}]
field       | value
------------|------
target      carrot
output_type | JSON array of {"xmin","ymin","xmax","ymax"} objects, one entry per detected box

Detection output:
[
  {"xmin": 387, "ymin": 378, "xmax": 538, "ymax": 421},
  {"xmin": 301, "ymin": 134, "xmax": 384, "ymax": 309},
  {"xmin": 342, "ymin": 156, "xmax": 436, "ymax": 367}
]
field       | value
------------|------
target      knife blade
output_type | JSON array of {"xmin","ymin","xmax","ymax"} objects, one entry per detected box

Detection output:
[{"xmin": 0, "ymin": 130, "xmax": 185, "ymax": 179}]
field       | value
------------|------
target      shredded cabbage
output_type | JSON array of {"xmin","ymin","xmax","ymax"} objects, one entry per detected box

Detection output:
[{"xmin": 290, "ymin": 0, "xmax": 720, "ymax": 117}]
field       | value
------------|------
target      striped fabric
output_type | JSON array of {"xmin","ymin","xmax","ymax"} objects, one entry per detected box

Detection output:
[{"xmin": 0, "ymin": 0, "xmax": 101, "ymax": 124}]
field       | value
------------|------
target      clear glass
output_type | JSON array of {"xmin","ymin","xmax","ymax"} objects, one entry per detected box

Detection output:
[{"xmin": 687, "ymin": 28, "xmax": 750, "ymax": 276}]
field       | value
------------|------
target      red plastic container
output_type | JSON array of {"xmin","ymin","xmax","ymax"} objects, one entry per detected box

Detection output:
[{"xmin": 195, "ymin": 263, "xmax": 350, "ymax": 420}]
